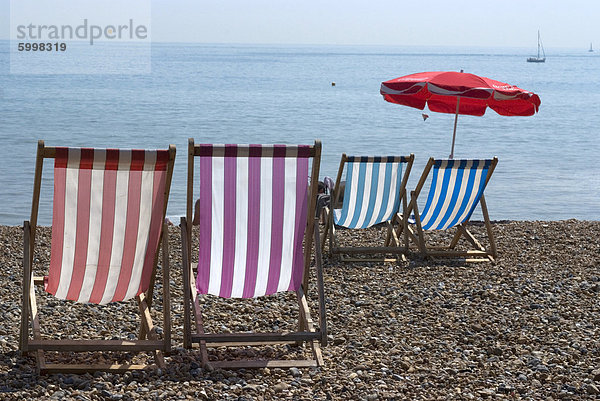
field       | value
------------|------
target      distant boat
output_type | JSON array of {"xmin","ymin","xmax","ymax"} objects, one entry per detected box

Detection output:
[
  {"xmin": 589, "ymin": 43, "xmax": 594, "ymax": 52},
  {"xmin": 527, "ymin": 30, "xmax": 546, "ymax": 63}
]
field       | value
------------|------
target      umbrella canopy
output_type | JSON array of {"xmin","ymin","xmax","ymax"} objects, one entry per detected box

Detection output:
[
  {"xmin": 380, "ymin": 71, "xmax": 541, "ymax": 158},
  {"xmin": 381, "ymin": 71, "xmax": 541, "ymax": 116}
]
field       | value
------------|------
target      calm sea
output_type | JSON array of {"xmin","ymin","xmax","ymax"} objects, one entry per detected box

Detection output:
[{"xmin": 0, "ymin": 42, "xmax": 598, "ymax": 225}]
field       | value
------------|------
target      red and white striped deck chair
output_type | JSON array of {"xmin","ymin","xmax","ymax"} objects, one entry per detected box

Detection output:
[
  {"xmin": 20, "ymin": 140, "xmax": 176, "ymax": 374},
  {"xmin": 180, "ymin": 139, "xmax": 327, "ymax": 369}
]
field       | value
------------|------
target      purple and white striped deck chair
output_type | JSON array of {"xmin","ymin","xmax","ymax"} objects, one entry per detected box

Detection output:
[
  {"xmin": 180, "ymin": 139, "xmax": 327, "ymax": 369},
  {"xmin": 321, "ymin": 153, "xmax": 414, "ymax": 262},
  {"xmin": 405, "ymin": 157, "xmax": 499, "ymax": 262},
  {"xmin": 21, "ymin": 140, "xmax": 175, "ymax": 374}
]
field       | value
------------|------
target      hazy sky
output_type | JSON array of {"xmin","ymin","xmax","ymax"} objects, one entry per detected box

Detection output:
[{"xmin": 1, "ymin": 0, "xmax": 598, "ymax": 49}]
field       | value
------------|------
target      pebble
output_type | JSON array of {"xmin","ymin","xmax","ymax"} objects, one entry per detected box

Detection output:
[
  {"xmin": 50, "ymin": 390, "xmax": 66, "ymax": 399},
  {"xmin": 586, "ymin": 383, "xmax": 600, "ymax": 395},
  {"xmin": 0, "ymin": 222, "xmax": 598, "ymax": 399},
  {"xmin": 273, "ymin": 382, "xmax": 289, "ymax": 393}
]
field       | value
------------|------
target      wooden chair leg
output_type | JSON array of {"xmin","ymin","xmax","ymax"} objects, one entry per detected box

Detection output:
[
  {"xmin": 139, "ymin": 229, "xmax": 167, "ymax": 342},
  {"xmin": 161, "ymin": 224, "xmax": 171, "ymax": 353},
  {"xmin": 449, "ymin": 226, "xmax": 465, "ymax": 249},
  {"xmin": 180, "ymin": 220, "xmax": 192, "ymax": 349},
  {"xmin": 297, "ymin": 308, "xmax": 308, "ymax": 341},
  {"xmin": 20, "ymin": 221, "xmax": 32, "ymax": 353},
  {"xmin": 383, "ymin": 220, "xmax": 392, "ymax": 247},
  {"xmin": 480, "ymin": 196, "xmax": 497, "ymax": 259},
  {"xmin": 296, "ymin": 289, "xmax": 309, "ymax": 345},
  {"xmin": 139, "ymin": 318, "xmax": 148, "ymax": 341},
  {"xmin": 138, "ymin": 294, "xmax": 165, "ymax": 369},
  {"xmin": 191, "ymin": 286, "xmax": 209, "ymax": 368},
  {"xmin": 411, "ymin": 196, "xmax": 427, "ymax": 255},
  {"xmin": 313, "ymin": 223, "xmax": 328, "ymax": 347},
  {"xmin": 459, "ymin": 224, "xmax": 486, "ymax": 252},
  {"xmin": 297, "ymin": 289, "xmax": 324, "ymax": 366},
  {"xmin": 29, "ymin": 277, "xmax": 46, "ymax": 372}
]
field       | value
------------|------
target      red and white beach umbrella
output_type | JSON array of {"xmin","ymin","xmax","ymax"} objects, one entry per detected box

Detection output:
[{"xmin": 380, "ymin": 70, "xmax": 541, "ymax": 158}]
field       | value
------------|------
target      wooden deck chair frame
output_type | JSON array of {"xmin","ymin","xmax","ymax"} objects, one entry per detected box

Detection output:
[
  {"xmin": 402, "ymin": 157, "xmax": 498, "ymax": 263},
  {"xmin": 20, "ymin": 140, "xmax": 175, "ymax": 374},
  {"xmin": 180, "ymin": 139, "xmax": 327, "ymax": 369},
  {"xmin": 321, "ymin": 153, "xmax": 414, "ymax": 263}
]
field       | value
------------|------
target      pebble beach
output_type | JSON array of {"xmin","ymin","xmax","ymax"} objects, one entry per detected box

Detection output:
[{"xmin": 1, "ymin": 220, "xmax": 600, "ymax": 400}]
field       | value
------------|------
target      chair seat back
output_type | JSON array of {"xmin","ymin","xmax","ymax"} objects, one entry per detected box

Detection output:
[
  {"xmin": 419, "ymin": 159, "xmax": 495, "ymax": 230},
  {"xmin": 195, "ymin": 144, "xmax": 312, "ymax": 299},
  {"xmin": 334, "ymin": 156, "xmax": 408, "ymax": 229},
  {"xmin": 46, "ymin": 148, "xmax": 170, "ymax": 305}
]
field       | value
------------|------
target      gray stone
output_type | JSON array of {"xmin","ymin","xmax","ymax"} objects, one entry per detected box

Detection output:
[
  {"xmin": 273, "ymin": 382, "xmax": 289, "ymax": 393},
  {"xmin": 50, "ymin": 391, "xmax": 66, "ymax": 400},
  {"xmin": 587, "ymin": 384, "xmax": 600, "ymax": 395}
]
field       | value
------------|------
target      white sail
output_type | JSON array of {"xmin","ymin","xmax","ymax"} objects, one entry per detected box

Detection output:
[{"xmin": 527, "ymin": 30, "xmax": 546, "ymax": 63}]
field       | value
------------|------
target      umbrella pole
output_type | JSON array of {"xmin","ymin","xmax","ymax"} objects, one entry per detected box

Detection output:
[{"xmin": 449, "ymin": 96, "xmax": 460, "ymax": 159}]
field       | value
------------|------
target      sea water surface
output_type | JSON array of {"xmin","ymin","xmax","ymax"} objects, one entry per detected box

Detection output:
[{"xmin": 0, "ymin": 42, "xmax": 598, "ymax": 225}]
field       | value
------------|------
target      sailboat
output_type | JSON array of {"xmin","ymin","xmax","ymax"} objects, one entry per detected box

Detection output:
[
  {"xmin": 527, "ymin": 30, "xmax": 546, "ymax": 63},
  {"xmin": 589, "ymin": 43, "xmax": 594, "ymax": 52}
]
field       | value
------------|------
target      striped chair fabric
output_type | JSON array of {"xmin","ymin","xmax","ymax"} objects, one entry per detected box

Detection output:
[
  {"xmin": 418, "ymin": 159, "xmax": 494, "ymax": 230},
  {"xmin": 196, "ymin": 144, "xmax": 311, "ymax": 299},
  {"xmin": 334, "ymin": 156, "xmax": 408, "ymax": 229},
  {"xmin": 46, "ymin": 148, "xmax": 170, "ymax": 305}
]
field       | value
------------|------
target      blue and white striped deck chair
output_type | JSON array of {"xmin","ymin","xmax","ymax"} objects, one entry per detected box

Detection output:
[
  {"xmin": 405, "ymin": 157, "xmax": 499, "ymax": 262},
  {"xmin": 322, "ymin": 154, "xmax": 414, "ymax": 262}
]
